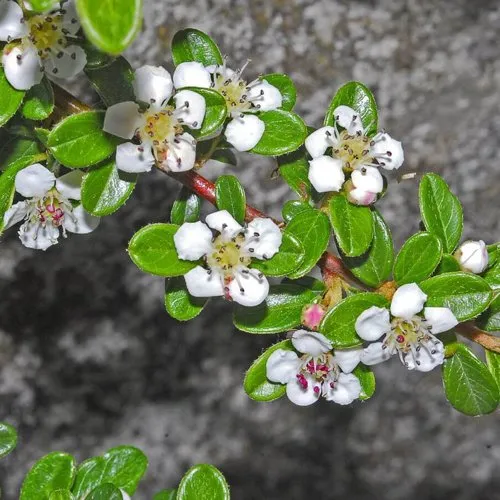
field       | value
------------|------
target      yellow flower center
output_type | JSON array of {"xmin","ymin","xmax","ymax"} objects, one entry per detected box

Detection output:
[
  {"xmin": 213, "ymin": 73, "xmax": 252, "ymax": 113},
  {"xmin": 28, "ymin": 14, "xmax": 65, "ymax": 55},
  {"xmin": 206, "ymin": 234, "xmax": 251, "ymax": 279},
  {"xmin": 332, "ymin": 130, "xmax": 373, "ymax": 170}
]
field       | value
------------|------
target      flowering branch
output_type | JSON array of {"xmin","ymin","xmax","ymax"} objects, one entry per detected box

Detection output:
[{"xmin": 456, "ymin": 323, "xmax": 500, "ymax": 354}]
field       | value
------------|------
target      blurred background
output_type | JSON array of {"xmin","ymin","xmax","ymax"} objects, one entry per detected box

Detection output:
[{"xmin": 1, "ymin": 0, "xmax": 500, "ymax": 498}]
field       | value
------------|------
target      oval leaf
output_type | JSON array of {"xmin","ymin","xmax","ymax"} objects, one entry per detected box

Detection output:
[
  {"xmin": 177, "ymin": 464, "xmax": 229, "ymax": 500},
  {"xmin": 170, "ymin": 186, "xmax": 201, "ymax": 225},
  {"xmin": 165, "ymin": 277, "xmax": 208, "ymax": 321},
  {"xmin": 282, "ymin": 200, "xmax": 312, "ymax": 223},
  {"xmin": 435, "ymin": 254, "xmax": 461, "ymax": 275},
  {"xmin": 352, "ymin": 364, "xmax": 376, "ymax": 400},
  {"xmin": 21, "ymin": 78, "xmax": 54, "ymax": 120},
  {"xmin": 172, "ymin": 29, "xmax": 223, "ymax": 66},
  {"xmin": 0, "ymin": 135, "xmax": 45, "ymax": 172},
  {"xmin": 49, "ymin": 491, "xmax": 74, "ymax": 500},
  {"xmin": 154, "ymin": 490, "xmax": 177, "ymax": 500},
  {"xmin": 261, "ymin": 73, "xmax": 296, "ymax": 111},
  {"xmin": 215, "ymin": 174, "xmax": 246, "ymax": 224},
  {"xmin": 0, "ymin": 66, "xmax": 24, "ymax": 126},
  {"xmin": 278, "ymin": 149, "xmax": 312, "ymax": 201},
  {"xmin": 484, "ymin": 261, "xmax": 500, "ymax": 290},
  {"xmin": 485, "ymin": 350, "xmax": 500, "ymax": 388},
  {"xmin": 28, "ymin": 0, "xmax": 58, "ymax": 11},
  {"xmin": 477, "ymin": 294, "xmax": 500, "ymax": 332},
  {"xmin": 86, "ymin": 484, "xmax": 123, "ymax": 500},
  {"xmin": 0, "ymin": 422, "xmax": 17, "ymax": 459}
]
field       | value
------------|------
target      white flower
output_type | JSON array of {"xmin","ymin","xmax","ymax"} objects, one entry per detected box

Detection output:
[
  {"xmin": 0, "ymin": 0, "xmax": 86, "ymax": 90},
  {"xmin": 172, "ymin": 58, "xmax": 283, "ymax": 151},
  {"xmin": 266, "ymin": 330, "xmax": 362, "ymax": 406},
  {"xmin": 2, "ymin": 164, "xmax": 100, "ymax": 250},
  {"xmin": 103, "ymin": 65, "xmax": 207, "ymax": 174},
  {"xmin": 455, "ymin": 240, "xmax": 488, "ymax": 274},
  {"xmin": 354, "ymin": 283, "xmax": 458, "ymax": 372},
  {"xmin": 304, "ymin": 105, "xmax": 403, "ymax": 204},
  {"xmin": 173, "ymin": 210, "xmax": 282, "ymax": 307}
]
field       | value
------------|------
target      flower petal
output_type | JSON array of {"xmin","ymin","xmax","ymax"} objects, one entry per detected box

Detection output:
[
  {"xmin": 360, "ymin": 342, "xmax": 393, "ymax": 366},
  {"xmin": 324, "ymin": 373, "xmax": 361, "ymax": 405},
  {"xmin": 205, "ymin": 210, "xmax": 242, "ymax": 237},
  {"xmin": 103, "ymin": 102, "xmax": 141, "ymax": 140},
  {"xmin": 333, "ymin": 105, "xmax": 364, "ymax": 134},
  {"xmin": 63, "ymin": 205, "xmax": 100, "ymax": 234},
  {"xmin": 172, "ymin": 61, "xmax": 212, "ymax": 89},
  {"xmin": 405, "ymin": 339, "xmax": 444, "ymax": 372},
  {"xmin": 3, "ymin": 201, "xmax": 28, "ymax": 230},
  {"xmin": 423, "ymin": 307, "xmax": 458, "ymax": 334},
  {"xmin": 225, "ymin": 115, "xmax": 265, "ymax": 152},
  {"xmin": 173, "ymin": 221, "xmax": 213, "ymax": 261},
  {"xmin": 184, "ymin": 265, "xmax": 224, "ymax": 298},
  {"xmin": 266, "ymin": 349, "xmax": 300, "ymax": 384},
  {"xmin": 308, "ymin": 156, "xmax": 345, "ymax": 193},
  {"xmin": 19, "ymin": 221, "xmax": 59, "ymax": 250},
  {"xmin": 55, "ymin": 170, "xmax": 84, "ymax": 200},
  {"xmin": 333, "ymin": 348, "xmax": 362, "ymax": 374},
  {"xmin": 351, "ymin": 166, "xmax": 384, "ymax": 194},
  {"xmin": 347, "ymin": 187, "xmax": 377, "ymax": 206},
  {"xmin": 371, "ymin": 133, "xmax": 404, "ymax": 170},
  {"xmin": 0, "ymin": 0, "xmax": 27, "ymax": 41},
  {"xmin": 245, "ymin": 218, "xmax": 282, "ymax": 260},
  {"xmin": 228, "ymin": 272, "xmax": 269, "ymax": 307},
  {"xmin": 165, "ymin": 133, "xmax": 196, "ymax": 172},
  {"xmin": 291, "ymin": 330, "xmax": 332, "ymax": 356},
  {"xmin": 61, "ymin": 0, "xmax": 81, "ymax": 35},
  {"xmin": 305, "ymin": 127, "xmax": 336, "ymax": 158},
  {"xmin": 354, "ymin": 306, "xmax": 391, "ymax": 341},
  {"xmin": 248, "ymin": 80, "xmax": 282, "ymax": 111},
  {"xmin": 174, "ymin": 89, "xmax": 206, "ymax": 130},
  {"xmin": 15, "ymin": 163, "xmax": 55, "ymax": 197},
  {"xmin": 44, "ymin": 45, "xmax": 86, "ymax": 79},
  {"xmin": 286, "ymin": 374, "xmax": 320, "ymax": 406},
  {"xmin": 133, "ymin": 65, "xmax": 173, "ymax": 107},
  {"xmin": 2, "ymin": 45, "xmax": 42, "ymax": 90},
  {"xmin": 115, "ymin": 142, "xmax": 155, "ymax": 173},
  {"xmin": 456, "ymin": 240, "xmax": 489, "ymax": 274},
  {"xmin": 390, "ymin": 283, "xmax": 427, "ymax": 320}
]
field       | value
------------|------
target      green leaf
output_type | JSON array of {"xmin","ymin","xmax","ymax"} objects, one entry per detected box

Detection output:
[
  {"xmin": 0, "ymin": 135, "xmax": 45, "ymax": 172},
  {"xmin": 244, "ymin": 340, "xmax": 293, "ymax": 401},
  {"xmin": 393, "ymin": 232, "xmax": 443, "ymax": 285},
  {"xmin": 48, "ymin": 111, "xmax": 120, "ymax": 168},
  {"xmin": 352, "ymin": 365, "xmax": 376, "ymax": 400},
  {"xmin": 487, "ymin": 244, "xmax": 499, "ymax": 268},
  {"xmin": 48, "ymin": 490, "xmax": 74, "ymax": 500},
  {"xmin": 35, "ymin": 127, "xmax": 50, "ymax": 146},
  {"xmin": 278, "ymin": 148, "xmax": 312, "ymax": 201},
  {"xmin": 21, "ymin": 78, "xmax": 54, "ymax": 121},
  {"xmin": 343, "ymin": 210, "xmax": 393, "ymax": 287},
  {"xmin": 442, "ymin": 344, "xmax": 499, "ymax": 416},
  {"xmin": 233, "ymin": 284, "xmax": 317, "ymax": 334},
  {"xmin": 82, "ymin": 39, "xmax": 115, "ymax": 69},
  {"xmin": 128, "ymin": 223, "xmax": 198, "ymax": 277},
  {"xmin": 86, "ymin": 484, "xmax": 123, "ymax": 500},
  {"xmin": 420, "ymin": 272, "xmax": 493, "ymax": 321},
  {"xmin": 85, "ymin": 57, "xmax": 135, "ymax": 107},
  {"xmin": 419, "ymin": 173, "xmax": 463, "ymax": 253},
  {"xmin": 0, "ymin": 66, "xmax": 25, "ymax": 127},
  {"xmin": 76, "ymin": 0, "xmax": 143, "ymax": 55},
  {"xmin": 261, "ymin": 74, "xmax": 296, "ymax": 111},
  {"xmin": 251, "ymin": 110, "xmax": 307, "ymax": 156},
  {"xmin": 176, "ymin": 464, "xmax": 229, "ymax": 500},
  {"xmin": 435, "ymin": 254, "xmax": 461, "ymax": 275},
  {"xmin": 477, "ymin": 294, "xmax": 500, "ymax": 332},
  {"xmin": 20, "ymin": 452, "xmax": 76, "ymax": 500},
  {"xmin": 285, "ymin": 208, "xmax": 330, "ymax": 278},
  {"xmin": 484, "ymin": 260, "xmax": 500, "ymax": 290},
  {"xmin": 215, "ymin": 175, "xmax": 246, "ymax": 224},
  {"xmin": 485, "ymin": 350, "xmax": 500, "ymax": 388},
  {"xmin": 251, "ymin": 230, "xmax": 305, "ymax": 277},
  {"xmin": 282, "ymin": 200, "xmax": 312, "ymax": 223},
  {"xmin": 82, "ymin": 160, "xmax": 136, "ymax": 216},
  {"xmin": 28, "ymin": 0, "xmax": 58, "ymax": 11},
  {"xmin": 171, "ymin": 29, "xmax": 223, "ymax": 66},
  {"xmin": 211, "ymin": 148, "xmax": 237, "ymax": 166},
  {"xmin": 319, "ymin": 293, "xmax": 389, "ymax": 348},
  {"xmin": 165, "ymin": 277, "xmax": 207, "ymax": 321},
  {"xmin": 171, "ymin": 187, "xmax": 201, "ymax": 225},
  {"xmin": 329, "ymin": 193, "xmax": 373, "ymax": 257},
  {"xmin": 154, "ymin": 490, "xmax": 177, "ymax": 500},
  {"xmin": 0, "ymin": 423, "xmax": 17, "ymax": 459},
  {"xmin": 324, "ymin": 81, "xmax": 378, "ymax": 136}
]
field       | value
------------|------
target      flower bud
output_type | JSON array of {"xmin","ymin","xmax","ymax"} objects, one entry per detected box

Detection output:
[
  {"xmin": 455, "ymin": 240, "xmax": 488, "ymax": 274},
  {"xmin": 301, "ymin": 304, "xmax": 326, "ymax": 331},
  {"xmin": 345, "ymin": 179, "xmax": 377, "ymax": 206}
]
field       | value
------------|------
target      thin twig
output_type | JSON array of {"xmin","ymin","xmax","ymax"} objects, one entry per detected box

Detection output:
[{"xmin": 456, "ymin": 323, "xmax": 500, "ymax": 353}]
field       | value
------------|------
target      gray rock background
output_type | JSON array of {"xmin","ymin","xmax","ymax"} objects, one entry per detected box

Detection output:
[{"xmin": 1, "ymin": 0, "xmax": 500, "ymax": 498}]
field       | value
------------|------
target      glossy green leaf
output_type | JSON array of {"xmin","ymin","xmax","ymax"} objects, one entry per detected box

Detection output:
[
  {"xmin": 484, "ymin": 260, "xmax": 500, "ymax": 290},
  {"xmin": 0, "ymin": 66, "xmax": 25, "ymax": 127},
  {"xmin": 82, "ymin": 39, "xmax": 115, "ymax": 69},
  {"xmin": 215, "ymin": 175, "xmax": 246, "ymax": 223},
  {"xmin": 281, "ymin": 200, "xmax": 312, "ymax": 223},
  {"xmin": 442, "ymin": 344, "xmax": 499, "ymax": 416},
  {"xmin": 352, "ymin": 365, "xmax": 376, "ymax": 400},
  {"xmin": 165, "ymin": 277, "xmax": 207, "ymax": 321},
  {"xmin": 34, "ymin": 127, "xmax": 50, "ymax": 146},
  {"xmin": 261, "ymin": 73, "xmax": 296, "ymax": 111},
  {"xmin": 278, "ymin": 148, "xmax": 312, "ymax": 201},
  {"xmin": 176, "ymin": 464, "xmax": 229, "ymax": 500},
  {"xmin": 487, "ymin": 244, "xmax": 499, "ymax": 268},
  {"xmin": 171, "ymin": 29, "xmax": 223, "ymax": 66},
  {"xmin": 477, "ymin": 294, "xmax": 500, "ymax": 332},
  {"xmin": 82, "ymin": 160, "xmax": 136, "ymax": 216},
  {"xmin": 233, "ymin": 284, "xmax": 317, "ymax": 334},
  {"xmin": 20, "ymin": 452, "xmax": 76, "ymax": 500},
  {"xmin": 485, "ymin": 350, "xmax": 500, "ymax": 388},
  {"xmin": 86, "ymin": 484, "xmax": 122, "ymax": 500},
  {"xmin": 436, "ymin": 254, "xmax": 461, "ymax": 275},
  {"xmin": 393, "ymin": 232, "xmax": 442, "ymax": 285},
  {"xmin": 319, "ymin": 293, "xmax": 389, "ymax": 348},
  {"xmin": 251, "ymin": 110, "xmax": 307, "ymax": 156},
  {"xmin": 329, "ymin": 194, "xmax": 373, "ymax": 257},
  {"xmin": 324, "ymin": 81, "xmax": 378, "ymax": 136},
  {"xmin": 154, "ymin": 490, "xmax": 177, "ymax": 500},
  {"xmin": 28, "ymin": 0, "xmax": 58, "ymax": 11},
  {"xmin": 48, "ymin": 111, "xmax": 120, "ymax": 168},
  {"xmin": 0, "ymin": 423, "xmax": 17, "ymax": 459},
  {"xmin": 76, "ymin": 0, "xmax": 143, "ymax": 55},
  {"xmin": 419, "ymin": 173, "xmax": 463, "ymax": 253},
  {"xmin": 171, "ymin": 187, "xmax": 201, "ymax": 225},
  {"xmin": 21, "ymin": 78, "xmax": 54, "ymax": 120},
  {"xmin": 48, "ymin": 491, "xmax": 74, "ymax": 500},
  {"xmin": 0, "ymin": 135, "xmax": 45, "ymax": 172}
]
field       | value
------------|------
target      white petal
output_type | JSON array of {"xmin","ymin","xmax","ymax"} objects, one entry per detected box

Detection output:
[
  {"xmin": 173, "ymin": 61, "xmax": 212, "ymax": 89},
  {"xmin": 174, "ymin": 89, "xmax": 206, "ymax": 130},
  {"xmin": 2, "ymin": 45, "xmax": 42, "ymax": 90},
  {"xmin": 63, "ymin": 205, "xmax": 100, "ymax": 234},
  {"xmin": 120, "ymin": 489, "xmax": 131, "ymax": 500},
  {"xmin": 245, "ymin": 218, "xmax": 282, "ymax": 259},
  {"xmin": 225, "ymin": 115, "xmax": 265, "ymax": 152},
  {"xmin": 360, "ymin": 342, "xmax": 393, "ymax": 366},
  {"xmin": 305, "ymin": 127, "xmax": 336, "ymax": 159},
  {"xmin": 133, "ymin": 65, "xmax": 173, "ymax": 106},
  {"xmin": 61, "ymin": 0, "xmax": 80, "ymax": 35},
  {"xmin": 184, "ymin": 265, "xmax": 224, "ymax": 298},
  {"xmin": 291, "ymin": 330, "xmax": 332, "ymax": 356},
  {"xmin": 248, "ymin": 80, "xmax": 282, "ymax": 111},
  {"xmin": 371, "ymin": 133, "xmax": 404, "ymax": 170},
  {"xmin": 19, "ymin": 221, "xmax": 59, "ymax": 250},
  {"xmin": 116, "ymin": 142, "xmax": 155, "ymax": 173},
  {"xmin": 286, "ymin": 374, "xmax": 320, "ymax": 406},
  {"xmin": 333, "ymin": 105, "xmax": 364, "ymax": 134},
  {"xmin": 456, "ymin": 240, "xmax": 489, "ymax": 274},
  {"xmin": 55, "ymin": 170, "xmax": 84, "ymax": 200},
  {"xmin": 423, "ymin": 307, "xmax": 458, "ymax": 334},
  {"xmin": 165, "ymin": 133, "xmax": 196, "ymax": 172},
  {"xmin": 103, "ymin": 102, "xmax": 141, "ymax": 140},
  {"xmin": 205, "ymin": 210, "xmax": 242, "ymax": 237},
  {"xmin": 229, "ymin": 272, "xmax": 269, "ymax": 307},
  {"xmin": 405, "ymin": 339, "xmax": 444, "ymax": 372},
  {"xmin": 351, "ymin": 166, "xmax": 384, "ymax": 194},
  {"xmin": 324, "ymin": 373, "xmax": 361, "ymax": 405},
  {"xmin": 3, "ymin": 201, "xmax": 28, "ymax": 230},
  {"xmin": 333, "ymin": 348, "xmax": 362, "ymax": 373},
  {"xmin": 44, "ymin": 45, "xmax": 86, "ymax": 79},
  {"xmin": 354, "ymin": 306, "xmax": 391, "ymax": 341},
  {"xmin": 15, "ymin": 163, "xmax": 55, "ymax": 197},
  {"xmin": 308, "ymin": 156, "xmax": 345, "ymax": 193},
  {"xmin": 347, "ymin": 187, "xmax": 377, "ymax": 206},
  {"xmin": 0, "ymin": 0, "xmax": 27, "ymax": 41},
  {"xmin": 173, "ymin": 221, "xmax": 213, "ymax": 261},
  {"xmin": 266, "ymin": 349, "xmax": 300, "ymax": 384},
  {"xmin": 390, "ymin": 283, "xmax": 427, "ymax": 320}
]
